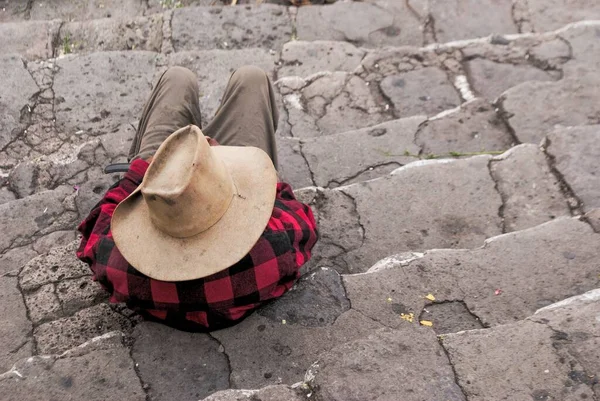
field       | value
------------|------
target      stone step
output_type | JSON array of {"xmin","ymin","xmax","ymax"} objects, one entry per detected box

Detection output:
[{"xmin": 298, "ymin": 143, "xmax": 572, "ymax": 274}]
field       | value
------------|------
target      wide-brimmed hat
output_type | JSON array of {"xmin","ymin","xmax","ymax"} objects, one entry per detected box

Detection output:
[{"xmin": 112, "ymin": 125, "xmax": 277, "ymax": 282}]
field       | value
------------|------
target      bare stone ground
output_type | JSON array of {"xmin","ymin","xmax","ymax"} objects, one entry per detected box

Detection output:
[{"xmin": 0, "ymin": 0, "xmax": 599, "ymax": 400}]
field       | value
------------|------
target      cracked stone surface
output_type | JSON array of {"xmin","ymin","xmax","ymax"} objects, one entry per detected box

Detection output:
[
  {"xmin": 490, "ymin": 144, "xmax": 570, "ymax": 232},
  {"xmin": 0, "ymin": 332, "xmax": 145, "ymax": 401},
  {"xmin": 58, "ymin": 15, "xmax": 163, "ymax": 55},
  {"xmin": 344, "ymin": 217, "xmax": 600, "ymax": 328},
  {"xmin": 201, "ymin": 385, "xmax": 306, "ymax": 401},
  {"xmin": 526, "ymin": 0, "xmax": 600, "ymax": 31},
  {"xmin": 278, "ymin": 40, "xmax": 365, "ymax": 78},
  {"xmin": 428, "ymin": 0, "xmax": 518, "ymax": 42},
  {"xmin": 546, "ymin": 125, "xmax": 600, "ymax": 212},
  {"xmin": 340, "ymin": 156, "xmax": 502, "ymax": 273},
  {"xmin": 169, "ymin": 49, "xmax": 278, "ymax": 123},
  {"xmin": 444, "ymin": 291, "xmax": 600, "ymax": 400},
  {"xmin": 379, "ymin": 67, "xmax": 462, "ymax": 118},
  {"xmin": 212, "ymin": 309, "xmax": 384, "ymax": 389},
  {"xmin": 0, "ymin": 277, "xmax": 32, "ymax": 372},
  {"xmin": 279, "ymin": 71, "xmax": 388, "ymax": 138},
  {"xmin": 308, "ymin": 327, "xmax": 466, "ymax": 401},
  {"xmin": 258, "ymin": 267, "xmax": 350, "ymax": 326},
  {"xmin": 561, "ymin": 22, "xmax": 600, "ymax": 77},
  {"xmin": 172, "ymin": 5, "xmax": 291, "ymax": 51},
  {"xmin": 500, "ymin": 77, "xmax": 600, "ymax": 144},
  {"xmin": 465, "ymin": 58, "xmax": 558, "ymax": 101},
  {"xmin": 29, "ymin": 0, "xmax": 145, "ymax": 21},
  {"xmin": 301, "ymin": 116, "xmax": 423, "ymax": 188},
  {"xmin": 0, "ymin": 21, "xmax": 58, "ymax": 60},
  {"xmin": 296, "ymin": 1, "xmax": 422, "ymax": 48},
  {"xmin": 415, "ymin": 98, "xmax": 513, "ymax": 156},
  {"xmin": 131, "ymin": 322, "xmax": 230, "ymax": 401},
  {"xmin": 277, "ymin": 137, "xmax": 312, "ymax": 189},
  {"xmin": 34, "ymin": 303, "xmax": 134, "ymax": 354}
]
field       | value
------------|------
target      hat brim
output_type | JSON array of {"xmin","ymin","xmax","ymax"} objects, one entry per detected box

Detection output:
[{"xmin": 111, "ymin": 146, "xmax": 277, "ymax": 282}]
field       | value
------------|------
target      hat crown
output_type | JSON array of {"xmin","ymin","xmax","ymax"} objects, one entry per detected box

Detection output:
[{"xmin": 141, "ymin": 126, "xmax": 235, "ymax": 238}]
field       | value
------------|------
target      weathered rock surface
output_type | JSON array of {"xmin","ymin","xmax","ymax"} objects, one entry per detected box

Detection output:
[
  {"xmin": 0, "ymin": 21, "xmax": 58, "ymax": 60},
  {"xmin": 201, "ymin": 385, "xmax": 306, "ymax": 401},
  {"xmin": 132, "ymin": 322, "xmax": 230, "ymax": 401},
  {"xmin": 278, "ymin": 40, "xmax": 365, "ymax": 78},
  {"xmin": 443, "ymin": 290, "xmax": 600, "ymax": 400},
  {"xmin": 0, "ymin": 332, "xmax": 145, "ymax": 401},
  {"xmin": 29, "ymin": 0, "xmax": 145, "ymax": 21},
  {"xmin": 561, "ymin": 22, "xmax": 600, "ymax": 77},
  {"xmin": 490, "ymin": 144, "xmax": 570, "ymax": 232},
  {"xmin": 525, "ymin": 0, "xmax": 600, "ymax": 31},
  {"xmin": 546, "ymin": 125, "xmax": 600, "ymax": 212},
  {"xmin": 172, "ymin": 5, "xmax": 291, "ymax": 51},
  {"xmin": 415, "ymin": 98, "xmax": 513, "ymax": 156},
  {"xmin": 465, "ymin": 58, "xmax": 557, "ymax": 101},
  {"xmin": 344, "ymin": 217, "xmax": 600, "ymax": 328},
  {"xmin": 301, "ymin": 116, "xmax": 424, "ymax": 187},
  {"xmin": 0, "ymin": 277, "xmax": 32, "ymax": 372},
  {"xmin": 428, "ymin": 0, "xmax": 517, "ymax": 42},
  {"xmin": 500, "ymin": 77, "xmax": 600, "ymax": 144},
  {"xmin": 59, "ymin": 15, "xmax": 163, "ymax": 55},
  {"xmin": 296, "ymin": 1, "xmax": 422, "ymax": 48},
  {"xmin": 308, "ymin": 327, "xmax": 466, "ymax": 401}
]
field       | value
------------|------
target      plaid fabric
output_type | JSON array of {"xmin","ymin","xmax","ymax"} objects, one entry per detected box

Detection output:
[{"xmin": 77, "ymin": 159, "xmax": 318, "ymax": 331}]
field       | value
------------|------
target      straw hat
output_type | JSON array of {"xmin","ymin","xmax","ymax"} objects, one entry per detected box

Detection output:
[{"xmin": 112, "ymin": 125, "xmax": 277, "ymax": 282}]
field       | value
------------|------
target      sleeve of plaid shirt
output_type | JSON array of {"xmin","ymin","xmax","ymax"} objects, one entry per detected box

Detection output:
[{"xmin": 77, "ymin": 159, "xmax": 318, "ymax": 331}]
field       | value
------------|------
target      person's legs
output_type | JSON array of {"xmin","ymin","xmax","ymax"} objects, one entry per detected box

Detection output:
[
  {"xmin": 129, "ymin": 66, "xmax": 203, "ymax": 161},
  {"xmin": 203, "ymin": 66, "xmax": 279, "ymax": 168}
]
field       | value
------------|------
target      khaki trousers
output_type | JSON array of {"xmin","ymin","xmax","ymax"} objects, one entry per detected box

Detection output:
[{"xmin": 128, "ymin": 65, "xmax": 279, "ymax": 168}]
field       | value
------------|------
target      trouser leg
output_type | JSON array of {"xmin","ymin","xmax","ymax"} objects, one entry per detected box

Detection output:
[
  {"xmin": 129, "ymin": 66, "xmax": 203, "ymax": 161},
  {"xmin": 203, "ymin": 66, "xmax": 279, "ymax": 168}
]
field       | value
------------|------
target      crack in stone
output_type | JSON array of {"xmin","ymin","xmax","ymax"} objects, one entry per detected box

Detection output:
[
  {"xmin": 297, "ymin": 140, "xmax": 316, "ymax": 187},
  {"xmin": 127, "ymin": 339, "xmax": 152, "ymax": 401},
  {"xmin": 422, "ymin": 13, "xmax": 438, "ymax": 45},
  {"xmin": 327, "ymin": 161, "xmax": 402, "ymax": 189},
  {"xmin": 541, "ymin": 137, "xmax": 584, "ymax": 215},
  {"xmin": 438, "ymin": 337, "xmax": 471, "ymax": 401},
  {"xmin": 492, "ymin": 95, "xmax": 521, "ymax": 146},
  {"xmin": 487, "ymin": 158, "xmax": 507, "ymax": 234},
  {"xmin": 418, "ymin": 299, "xmax": 489, "ymax": 332},
  {"xmin": 207, "ymin": 332, "xmax": 233, "ymax": 389}
]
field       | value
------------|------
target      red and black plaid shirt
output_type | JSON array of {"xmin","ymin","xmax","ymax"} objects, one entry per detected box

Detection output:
[{"xmin": 77, "ymin": 159, "xmax": 318, "ymax": 331}]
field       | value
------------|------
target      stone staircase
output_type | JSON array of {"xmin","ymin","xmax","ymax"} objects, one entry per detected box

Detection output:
[{"xmin": 0, "ymin": 0, "xmax": 599, "ymax": 400}]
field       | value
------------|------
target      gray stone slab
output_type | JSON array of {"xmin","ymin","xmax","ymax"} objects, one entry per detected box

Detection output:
[
  {"xmin": 278, "ymin": 40, "xmax": 365, "ymax": 78},
  {"xmin": 527, "ymin": 0, "xmax": 600, "ymax": 31},
  {"xmin": 424, "ymin": 301, "xmax": 484, "ymax": 334},
  {"xmin": 59, "ymin": 15, "xmax": 163, "ymax": 56},
  {"xmin": 258, "ymin": 267, "xmax": 350, "ymax": 326},
  {"xmin": 380, "ymin": 67, "xmax": 462, "ymax": 118},
  {"xmin": 168, "ymin": 49, "xmax": 278, "ymax": 123},
  {"xmin": 0, "ymin": 55, "xmax": 39, "ymax": 156},
  {"xmin": 29, "ymin": 0, "xmax": 145, "ymax": 20},
  {"xmin": 466, "ymin": 58, "xmax": 557, "ymax": 101},
  {"xmin": 546, "ymin": 125, "xmax": 600, "ymax": 212},
  {"xmin": 277, "ymin": 137, "xmax": 312, "ymax": 189},
  {"xmin": 296, "ymin": 2, "xmax": 422, "ymax": 48},
  {"xmin": 146, "ymin": 0, "xmax": 221, "ymax": 15},
  {"xmin": 0, "ymin": 246, "xmax": 38, "ymax": 277},
  {"xmin": 24, "ymin": 283, "xmax": 62, "ymax": 324},
  {"xmin": 54, "ymin": 51, "xmax": 157, "ymax": 137},
  {"xmin": 560, "ymin": 21, "xmax": 600, "ymax": 78},
  {"xmin": 345, "ymin": 217, "xmax": 600, "ymax": 329},
  {"xmin": 340, "ymin": 156, "xmax": 502, "ymax": 273},
  {"xmin": 490, "ymin": 144, "xmax": 570, "ymax": 232},
  {"xmin": 201, "ymin": 385, "xmax": 306, "ymax": 401},
  {"xmin": 34, "ymin": 303, "xmax": 133, "ymax": 354},
  {"xmin": 279, "ymin": 72, "xmax": 388, "ymax": 138},
  {"xmin": 301, "ymin": 116, "xmax": 423, "ymax": 188},
  {"xmin": 75, "ymin": 174, "xmax": 122, "ymax": 218},
  {"xmin": 584, "ymin": 209, "xmax": 600, "ymax": 232},
  {"xmin": 0, "ymin": 0, "xmax": 27, "ymax": 22},
  {"xmin": 500, "ymin": 77, "xmax": 600, "ymax": 144},
  {"xmin": 0, "ymin": 277, "xmax": 32, "ymax": 372},
  {"xmin": 32, "ymin": 230, "xmax": 78, "ymax": 254},
  {"xmin": 416, "ymin": 98, "xmax": 513, "ymax": 156},
  {"xmin": 0, "ymin": 332, "xmax": 145, "ymax": 401},
  {"xmin": 56, "ymin": 277, "xmax": 108, "ymax": 316},
  {"xmin": 172, "ymin": 5, "xmax": 291, "ymax": 51},
  {"xmin": 444, "ymin": 297, "xmax": 599, "ymax": 401},
  {"xmin": 428, "ymin": 0, "xmax": 518, "ymax": 42},
  {"xmin": 0, "ymin": 186, "xmax": 78, "ymax": 254},
  {"xmin": 0, "ymin": 21, "xmax": 58, "ymax": 60},
  {"xmin": 131, "ymin": 322, "xmax": 229, "ymax": 401},
  {"xmin": 308, "ymin": 327, "xmax": 466, "ymax": 401},
  {"xmin": 212, "ymin": 309, "xmax": 383, "ymax": 389}
]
